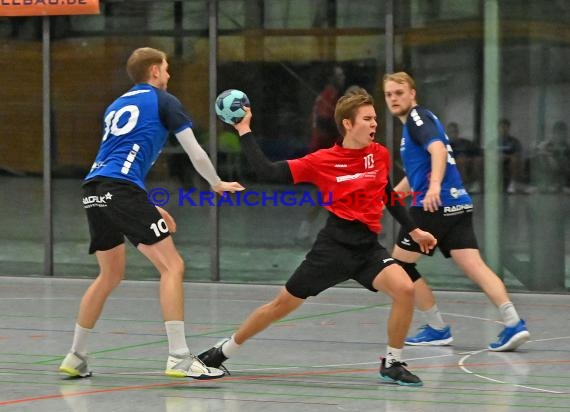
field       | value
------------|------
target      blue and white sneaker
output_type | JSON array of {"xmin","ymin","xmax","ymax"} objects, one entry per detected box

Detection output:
[
  {"xmin": 488, "ymin": 319, "xmax": 530, "ymax": 351},
  {"xmin": 405, "ymin": 324, "xmax": 453, "ymax": 346}
]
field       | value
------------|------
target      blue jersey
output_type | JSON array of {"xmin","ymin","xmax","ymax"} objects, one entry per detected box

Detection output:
[
  {"xmin": 400, "ymin": 105, "xmax": 472, "ymax": 207},
  {"xmin": 85, "ymin": 83, "xmax": 192, "ymax": 190}
]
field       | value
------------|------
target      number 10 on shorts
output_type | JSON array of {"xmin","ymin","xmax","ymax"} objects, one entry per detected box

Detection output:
[{"xmin": 150, "ymin": 218, "xmax": 169, "ymax": 237}]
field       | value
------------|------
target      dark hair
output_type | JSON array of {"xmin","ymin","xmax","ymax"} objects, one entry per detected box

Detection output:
[{"xmin": 499, "ymin": 118, "xmax": 511, "ymax": 127}]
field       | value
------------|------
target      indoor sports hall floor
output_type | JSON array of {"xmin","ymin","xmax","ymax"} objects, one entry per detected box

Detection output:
[{"xmin": 0, "ymin": 277, "xmax": 568, "ymax": 411}]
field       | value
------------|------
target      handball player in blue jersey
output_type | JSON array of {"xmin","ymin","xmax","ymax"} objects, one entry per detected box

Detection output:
[
  {"xmin": 59, "ymin": 47, "xmax": 243, "ymax": 380},
  {"xmin": 383, "ymin": 72, "xmax": 529, "ymax": 351}
]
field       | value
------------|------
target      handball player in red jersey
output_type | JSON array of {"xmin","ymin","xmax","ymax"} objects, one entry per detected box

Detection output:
[{"xmin": 199, "ymin": 88, "xmax": 436, "ymax": 386}]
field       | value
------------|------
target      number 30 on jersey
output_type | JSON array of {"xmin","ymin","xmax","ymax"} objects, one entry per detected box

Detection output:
[{"xmin": 102, "ymin": 105, "xmax": 140, "ymax": 141}]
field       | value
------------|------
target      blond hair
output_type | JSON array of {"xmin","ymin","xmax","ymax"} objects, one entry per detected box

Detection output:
[
  {"xmin": 126, "ymin": 47, "xmax": 167, "ymax": 84},
  {"xmin": 382, "ymin": 72, "xmax": 416, "ymax": 91},
  {"xmin": 334, "ymin": 87, "xmax": 374, "ymax": 137}
]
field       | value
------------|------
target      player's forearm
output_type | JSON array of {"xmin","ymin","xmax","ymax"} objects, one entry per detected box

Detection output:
[
  {"xmin": 384, "ymin": 181, "xmax": 418, "ymax": 233},
  {"xmin": 394, "ymin": 177, "xmax": 411, "ymax": 193},
  {"xmin": 239, "ymin": 132, "xmax": 293, "ymax": 184},
  {"xmin": 175, "ymin": 128, "xmax": 221, "ymax": 187},
  {"xmin": 428, "ymin": 144, "xmax": 447, "ymax": 186}
]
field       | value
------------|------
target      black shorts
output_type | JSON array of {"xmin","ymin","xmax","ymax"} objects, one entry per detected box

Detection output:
[
  {"xmin": 396, "ymin": 205, "xmax": 478, "ymax": 258},
  {"xmin": 286, "ymin": 213, "xmax": 397, "ymax": 299},
  {"xmin": 83, "ymin": 179, "xmax": 170, "ymax": 254}
]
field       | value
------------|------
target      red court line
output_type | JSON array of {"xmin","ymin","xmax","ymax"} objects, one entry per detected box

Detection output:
[
  {"xmin": 2, "ymin": 358, "xmax": 568, "ymax": 407},
  {"xmin": 0, "ymin": 368, "xmax": 375, "ymax": 407}
]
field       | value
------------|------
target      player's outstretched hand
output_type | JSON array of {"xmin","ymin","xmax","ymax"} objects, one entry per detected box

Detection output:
[
  {"xmin": 409, "ymin": 228, "xmax": 437, "ymax": 254},
  {"xmin": 156, "ymin": 206, "xmax": 177, "ymax": 234},
  {"xmin": 213, "ymin": 181, "xmax": 245, "ymax": 195}
]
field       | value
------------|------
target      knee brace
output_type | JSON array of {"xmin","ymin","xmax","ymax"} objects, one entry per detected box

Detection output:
[{"xmin": 396, "ymin": 260, "xmax": 422, "ymax": 282}]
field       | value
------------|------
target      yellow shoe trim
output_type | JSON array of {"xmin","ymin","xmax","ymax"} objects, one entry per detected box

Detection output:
[
  {"xmin": 59, "ymin": 366, "xmax": 80, "ymax": 377},
  {"xmin": 165, "ymin": 369, "xmax": 186, "ymax": 378}
]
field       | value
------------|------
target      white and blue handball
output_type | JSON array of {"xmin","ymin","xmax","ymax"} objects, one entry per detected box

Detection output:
[{"xmin": 214, "ymin": 89, "xmax": 250, "ymax": 125}]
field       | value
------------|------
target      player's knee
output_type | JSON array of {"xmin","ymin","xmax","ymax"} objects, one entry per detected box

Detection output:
[
  {"xmin": 160, "ymin": 256, "xmax": 185, "ymax": 280},
  {"xmin": 175, "ymin": 256, "xmax": 185, "ymax": 275},
  {"xmin": 396, "ymin": 260, "xmax": 422, "ymax": 282},
  {"xmin": 398, "ymin": 278, "xmax": 415, "ymax": 300},
  {"xmin": 97, "ymin": 271, "xmax": 124, "ymax": 290},
  {"xmin": 168, "ymin": 255, "xmax": 185, "ymax": 277}
]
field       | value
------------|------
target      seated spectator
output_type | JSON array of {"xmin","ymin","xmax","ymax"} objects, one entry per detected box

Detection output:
[
  {"xmin": 498, "ymin": 118, "xmax": 524, "ymax": 194},
  {"xmin": 447, "ymin": 122, "xmax": 483, "ymax": 193},
  {"xmin": 534, "ymin": 121, "xmax": 570, "ymax": 193}
]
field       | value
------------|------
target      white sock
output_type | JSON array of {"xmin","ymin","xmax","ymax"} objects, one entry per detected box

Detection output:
[
  {"xmin": 70, "ymin": 323, "xmax": 91, "ymax": 356},
  {"xmin": 165, "ymin": 321, "xmax": 190, "ymax": 356},
  {"xmin": 498, "ymin": 302, "xmax": 520, "ymax": 327},
  {"xmin": 422, "ymin": 305, "xmax": 447, "ymax": 330},
  {"xmin": 221, "ymin": 334, "xmax": 241, "ymax": 358},
  {"xmin": 385, "ymin": 346, "xmax": 402, "ymax": 366}
]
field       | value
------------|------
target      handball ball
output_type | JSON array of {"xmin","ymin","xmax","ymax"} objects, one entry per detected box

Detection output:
[{"xmin": 215, "ymin": 89, "xmax": 250, "ymax": 125}]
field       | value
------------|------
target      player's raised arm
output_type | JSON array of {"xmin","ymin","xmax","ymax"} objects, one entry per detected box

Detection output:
[{"xmin": 232, "ymin": 107, "xmax": 294, "ymax": 184}]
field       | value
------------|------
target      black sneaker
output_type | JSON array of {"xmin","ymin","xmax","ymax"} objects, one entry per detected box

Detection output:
[
  {"xmin": 197, "ymin": 338, "xmax": 230, "ymax": 374},
  {"xmin": 379, "ymin": 357, "xmax": 423, "ymax": 387}
]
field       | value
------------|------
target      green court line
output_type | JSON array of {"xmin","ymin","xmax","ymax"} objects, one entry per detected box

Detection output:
[
  {"xmin": 2, "ymin": 381, "xmax": 566, "ymax": 410},
  {"xmin": 231, "ymin": 372, "xmax": 570, "ymax": 391},
  {"xmin": 34, "ymin": 303, "xmax": 386, "ymax": 365},
  {"xmin": 2, "ymin": 363, "xmax": 568, "ymax": 395},
  {"xmin": 145, "ymin": 385, "xmax": 570, "ymax": 409},
  {"xmin": 229, "ymin": 377, "xmax": 569, "ymax": 400},
  {"xmin": 0, "ymin": 374, "xmax": 566, "ymax": 405},
  {"xmin": 21, "ymin": 360, "xmax": 570, "ymax": 392},
  {"xmin": 4, "ymin": 352, "xmax": 567, "ymax": 392}
]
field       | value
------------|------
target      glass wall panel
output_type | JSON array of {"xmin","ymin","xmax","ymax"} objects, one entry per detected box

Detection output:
[
  {"xmin": 394, "ymin": 0, "xmax": 570, "ymax": 292},
  {"xmin": 337, "ymin": 0, "xmax": 386, "ymax": 28},
  {"xmin": 219, "ymin": 0, "xmax": 245, "ymax": 30},
  {"xmin": 0, "ymin": 17, "xmax": 43, "ymax": 276},
  {"xmin": 217, "ymin": 0, "xmax": 386, "ymax": 284},
  {"xmin": 499, "ymin": 0, "xmax": 570, "ymax": 292},
  {"xmin": 51, "ymin": 0, "xmax": 213, "ymax": 281},
  {"xmin": 393, "ymin": 0, "xmax": 493, "ymax": 291},
  {"xmin": 264, "ymin": 0, "xmax": 322, "ymax": 28},
  {"xmin": 3, "ymin": 0, "xmax": 568, "ymax": 292}
]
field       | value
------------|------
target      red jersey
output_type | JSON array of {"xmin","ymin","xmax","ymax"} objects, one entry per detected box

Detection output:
[{"xmin": 288, "ymin": 142, "xmax": 390, "ymax": 234}]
